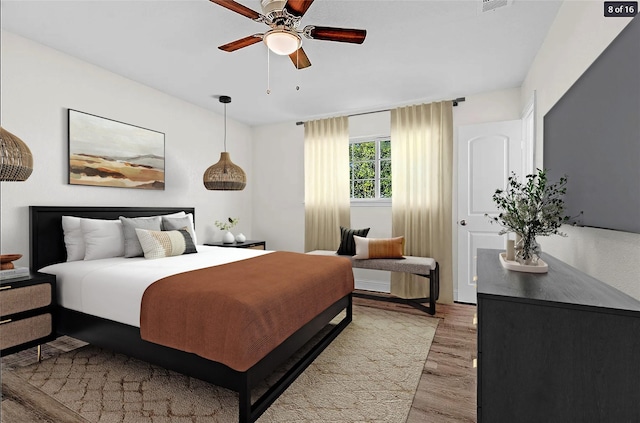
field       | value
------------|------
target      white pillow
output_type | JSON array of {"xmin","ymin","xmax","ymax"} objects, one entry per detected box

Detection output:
[
  {"xmin": 80, "ymin": 218, "xmax": 125, "ymax": 260},
  {"xmin": 62, "ymin": 213, "xmax": 186, "ymax": 261},
  {"xmin": 157, "ymin": 211, "xmax": 186, "ymax": 219},
  {"xmin": 62, "ymin": 216, "xmax": 84, "ymax": 261},
  {"xmin": 161, "ymin": 213, "xmax": 197, "ymax": 245}
]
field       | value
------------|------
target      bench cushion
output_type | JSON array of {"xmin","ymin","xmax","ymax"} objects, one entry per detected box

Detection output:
[{"xmin": 308, "ymin": 250, "xmax": 436, "ymax": 274}]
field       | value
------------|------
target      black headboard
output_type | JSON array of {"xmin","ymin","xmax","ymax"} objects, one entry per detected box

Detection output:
[{"xmin": 29, "ymin": 206, "xmax": 195, "ymax": 271}]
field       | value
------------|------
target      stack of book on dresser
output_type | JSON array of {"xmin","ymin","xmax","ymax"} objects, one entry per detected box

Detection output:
[{"xmin": 0, "ymin": 267, "xmax": 29, "ymax": 281}]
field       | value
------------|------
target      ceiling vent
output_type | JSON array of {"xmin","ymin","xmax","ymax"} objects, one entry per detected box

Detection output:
[{"xmin": 479, "ymin": 0, "xmax": 513, "ymax": 13}]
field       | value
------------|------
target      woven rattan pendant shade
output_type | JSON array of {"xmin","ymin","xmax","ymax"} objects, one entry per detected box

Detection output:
[
  {"xmin": 203, "ymin": 95, "xmax": 246, "ymax": 191},
  {"xmin": 203, "ymin": 152, "xmax": 246, "ymax": 190},
  {"xmin": 0, "ymin": 127, "xmax": 33, "ymax": 181}
]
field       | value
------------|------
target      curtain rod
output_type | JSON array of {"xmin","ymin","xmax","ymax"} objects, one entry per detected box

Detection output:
[{"xmin": 295, "ymin": 97, "xmax": 465, "ymax": 126}]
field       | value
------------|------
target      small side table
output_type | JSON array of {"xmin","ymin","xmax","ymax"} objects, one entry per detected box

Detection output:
[
  {"xmin": 0, "ymin": 272, "xmax": 57, "ymax": 361},
  {"xmin": 205, "ymin": 240, "xmax": 266, "ymax": 250}
]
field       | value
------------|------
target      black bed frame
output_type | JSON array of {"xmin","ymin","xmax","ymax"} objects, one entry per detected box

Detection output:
[{"xmin": 29, "ymin": 206, "xmax": 353, "ymax": 423}]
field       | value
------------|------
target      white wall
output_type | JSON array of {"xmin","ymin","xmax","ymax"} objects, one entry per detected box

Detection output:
[
  {"xmin": 520, "ymin": 3, "xmax": 640, "ymax": 299},
  {"xmin": 251, "ymin": 121, "xmax": 305, "ymax": 253},
  {"xmin": 454, "ymin": 88, "xmax": 522, "ymax": 126},
  {"xmin": 0, "ymin": 31, "xmax": 254, "ymax": 268}
]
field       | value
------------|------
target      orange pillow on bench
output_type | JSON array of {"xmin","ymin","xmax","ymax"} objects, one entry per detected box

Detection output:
[{"xmin": 353, "ymin": 235, "xmax": 405, "ymax": 259}]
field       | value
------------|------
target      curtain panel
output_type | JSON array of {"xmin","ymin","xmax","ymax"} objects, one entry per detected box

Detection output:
[
  {"xmin": 391, "ymin": 101, "xmax": 454, "ymax": 303},
  {"xmin": 304, "ymin": 117, "xmax": 350, "ymax": 252}
]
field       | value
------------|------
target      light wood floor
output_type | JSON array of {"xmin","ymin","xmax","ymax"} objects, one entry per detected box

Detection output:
[{"xmin": 2, "ymin": 297, "xmax": 477, "ymax": 422}]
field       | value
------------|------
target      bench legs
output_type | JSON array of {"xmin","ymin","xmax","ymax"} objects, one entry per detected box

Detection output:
[{"xmin": 353, "ymin": 263, "xmax": 440, "ymax": 316}]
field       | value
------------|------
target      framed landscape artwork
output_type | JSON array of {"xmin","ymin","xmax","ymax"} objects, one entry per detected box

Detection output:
[{"xmin": 68, "ymin": 109, "xmax": 165, "ymax": 190}]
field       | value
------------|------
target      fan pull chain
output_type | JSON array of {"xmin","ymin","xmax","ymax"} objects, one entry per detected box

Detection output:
[
  {"xmin": 266, "ymin": 48, "xmax": 271, "ymax": 95},
  {"xmin": 295, "ymin": 49, "xmax": 300, "ymax": 91}
]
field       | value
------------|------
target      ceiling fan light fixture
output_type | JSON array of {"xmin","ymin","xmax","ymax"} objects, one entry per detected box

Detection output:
[{"xmin": 264, "ymin": 29, "xmax": 301, "ymax": 55}]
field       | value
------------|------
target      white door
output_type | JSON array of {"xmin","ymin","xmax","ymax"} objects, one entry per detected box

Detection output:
[{"xmin": 456, "ymin": 120, "xmax": 523, "ymax": 304}]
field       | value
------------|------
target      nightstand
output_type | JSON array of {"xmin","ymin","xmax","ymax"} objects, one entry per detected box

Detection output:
[
  {"xmin": 205, "ymin": 240, "xmax": 266, "ymax": 250},
  {"xmin": 0, "ymin": 272, "xmax": 57, "ymax": 360}
]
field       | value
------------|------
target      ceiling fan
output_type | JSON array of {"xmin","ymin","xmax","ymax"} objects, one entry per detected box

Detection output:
[{"xmin": 211, "ymin": 0, "xmax": 367, "ymax": 69}]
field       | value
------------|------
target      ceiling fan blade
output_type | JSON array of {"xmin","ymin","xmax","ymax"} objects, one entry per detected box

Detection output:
[
  {"xmin": 305, "ymin": 26, "xmax": 367, "ymax": 44},
  {"xmin": 218, "ymin": 34, "xmax": 263, "ymax": 52},
  {"xmin": 289, "ymin": 47, "xmax": 311, "ymax": 69},
  {"xmin": 284, "ymin": 0, "xmax": 315, "ymax": 18},
  {"xmin": 209, "ymin": 0, "xmax": 264, "ymax": 21}
]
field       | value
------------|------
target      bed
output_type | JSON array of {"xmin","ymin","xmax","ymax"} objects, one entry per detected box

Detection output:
[{"xmin": 29, "ymin": 206, "xmax": 353, "ymax": 423}]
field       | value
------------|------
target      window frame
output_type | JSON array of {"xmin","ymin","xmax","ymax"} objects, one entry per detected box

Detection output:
[{"xmin": 349, "ymin": 135, "xmax": 391, "ymax": 205}]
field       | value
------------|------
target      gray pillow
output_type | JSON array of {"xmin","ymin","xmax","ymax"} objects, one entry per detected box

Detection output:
[
  {"xmin": 119, "ymin": 216, "xmax": 162, "ymax": 258},
  {"xmin": 162, "ymin": 214, "xmax": 197, "ymax": 245}
]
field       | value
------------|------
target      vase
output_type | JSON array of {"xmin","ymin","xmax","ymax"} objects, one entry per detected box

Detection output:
[
  {"xmin": 515, "ymin": 232, "xmax": 541, "ymax": 265},
  {"xmin": 222, "ymin": 231, "xmax": 235, "ymax": 244},
  {"xmin": 235, "ymin": 233, "xmax": 246, "ymax": 243}
]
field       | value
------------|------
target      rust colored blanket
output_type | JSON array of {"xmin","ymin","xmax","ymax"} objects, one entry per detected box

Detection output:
[{"xmin": 140, "ymin": 251, "xmax": 354, "ymax": 372}]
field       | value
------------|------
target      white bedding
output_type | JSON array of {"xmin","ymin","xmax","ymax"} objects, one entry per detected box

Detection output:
[{"xmin": 40, "ymin": 246, "xmax": 271, "ymax": 327}]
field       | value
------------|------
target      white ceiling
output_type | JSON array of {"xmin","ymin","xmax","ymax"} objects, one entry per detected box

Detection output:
[{"xmin": 0, "ymin": 0, "xmax": 562, "ymax": 126}]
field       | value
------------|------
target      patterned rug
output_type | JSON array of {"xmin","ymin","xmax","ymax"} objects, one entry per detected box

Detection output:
[{"xmin": 13, "ymin": 306, "xmax": 437, "ymax": 423}]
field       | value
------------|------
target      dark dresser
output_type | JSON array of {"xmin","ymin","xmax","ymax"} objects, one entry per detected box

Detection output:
[{"xmin": 477, "ymin": 248, "xmax": 640, "ymax": 423}]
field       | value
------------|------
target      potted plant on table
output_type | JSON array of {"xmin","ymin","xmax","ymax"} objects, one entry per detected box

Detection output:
[
  {"xmin": 488, "ymin": 169, "xmax": 572, "ymax": 267},
  {"xmin": 215, "ymin": 217, "xmax": 239, "ymax": 244}
]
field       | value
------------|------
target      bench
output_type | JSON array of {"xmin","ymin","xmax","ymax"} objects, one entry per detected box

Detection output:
[{"xmin": 308, "ymin": 250, "xmax": 439, "ymax": 315}]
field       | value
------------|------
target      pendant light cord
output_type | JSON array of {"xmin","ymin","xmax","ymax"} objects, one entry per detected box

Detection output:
[
  {"xmin": 223, "ymin": 102, "xmax": 227, "ymax": 152},
  {"xmin": 218, "ymin": 95, "xmax": 231, "ymax": 152}
]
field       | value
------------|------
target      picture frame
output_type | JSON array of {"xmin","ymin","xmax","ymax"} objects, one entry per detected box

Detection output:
[{"xmin": 68, "ymin": 109, "xmax": 165, "ymax": 190}]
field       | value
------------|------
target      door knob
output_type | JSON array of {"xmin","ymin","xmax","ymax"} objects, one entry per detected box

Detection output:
[{"xmin": 460, "ymin": 220, "xmax": 467, "ymax": 226}]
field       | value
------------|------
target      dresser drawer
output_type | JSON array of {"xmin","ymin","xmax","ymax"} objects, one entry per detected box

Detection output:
[
  {"xmin": 0, "ymin": 313, "xmax": 52, "ymax": 350},
  {"xmin": 0, "ymin": 283, "xmax": 52, "ymax": 316}
]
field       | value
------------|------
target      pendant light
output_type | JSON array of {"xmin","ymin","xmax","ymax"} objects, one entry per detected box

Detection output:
[
  {"xmin": 0, "ymin": 127, "xmax": 33, "ymax": 181},
  {"xmin": 203, "ymin": 96, "xmax": 246, "ymax": 191}
]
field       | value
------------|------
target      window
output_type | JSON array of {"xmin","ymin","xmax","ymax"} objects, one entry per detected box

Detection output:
[{"xmin": 349, "ymin": 137, "xmax": 391, "ymax": 200}]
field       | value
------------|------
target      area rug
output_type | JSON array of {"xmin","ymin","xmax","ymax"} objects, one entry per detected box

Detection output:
[{"xmin": 13, "ymin": 306, "xmax": 437, "ymax": 423}]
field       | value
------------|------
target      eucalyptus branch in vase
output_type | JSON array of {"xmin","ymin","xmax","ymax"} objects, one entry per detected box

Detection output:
[
  {"xmin": 215, "ymin": 217, "xmax": 239, "ymax": 231},
  {"xmin": 486, "ymin": 169, "xmax": 573, "ymax": 265}
]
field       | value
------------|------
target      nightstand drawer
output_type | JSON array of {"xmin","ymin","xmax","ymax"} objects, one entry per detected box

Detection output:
[
  {"xmin": 246, "ymin": 244, "xmax": 266, "ymax": 250},
  {"xmin": 0, "ymin": 313, "xmax": 52, "ymax": 350},
  {"xmin": 0, "ymin": 283, "xmax": 52, "ymax": 315}
]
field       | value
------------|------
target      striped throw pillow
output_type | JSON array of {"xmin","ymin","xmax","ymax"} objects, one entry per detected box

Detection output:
[
  {"xmin": 353, "ymin": 235, "xmax": 405, "ymax": 259},
  {"xmin": 337, "ymin": 226, "xmax": 370, "ymax": 256},
  {"xmin": 135, "ymin": 228, "xmax": 197, "ymax": 259}
]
